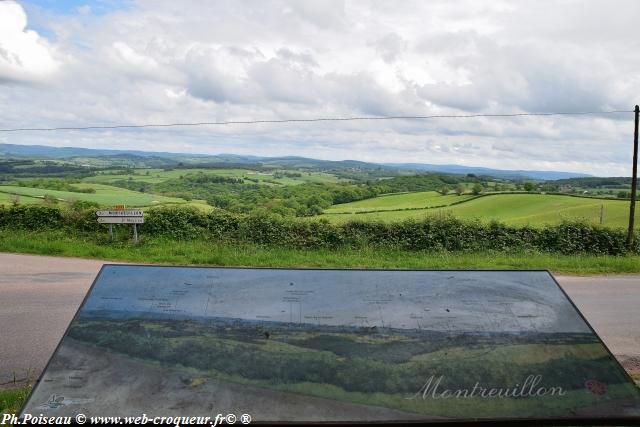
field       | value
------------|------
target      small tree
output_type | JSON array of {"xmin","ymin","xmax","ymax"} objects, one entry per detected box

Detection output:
[
  {"xmin": 523, "ymin": 182, "xmax": 535, "ymax": 192},
  {"xmin": 471, "ymin": 183, "xmax": 483, "ymax": 195},
  {"xmin": 9, "ymin": 194, "xmax": 20, "ymax": 206},
  {"xmin": 455, "ymin": 185, "xmax": 465, "ymax": 196},
  {"xmin": 440, "ymin": 185, "xmax": 449, "ymax": 195}
]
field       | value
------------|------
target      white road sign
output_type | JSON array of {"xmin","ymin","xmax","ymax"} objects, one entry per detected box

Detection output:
[
  {"xmin": 97, "ymin": 217, "xmax": 145, "ymax": 224},
  {"xmin": 96, "ymin": 209, "xmax": 143, "ymax": 217}
]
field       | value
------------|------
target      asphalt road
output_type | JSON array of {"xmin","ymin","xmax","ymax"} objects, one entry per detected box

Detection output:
[{"xmin": 1, "ymin": 252, "xmax": 639, "ymax": 387}]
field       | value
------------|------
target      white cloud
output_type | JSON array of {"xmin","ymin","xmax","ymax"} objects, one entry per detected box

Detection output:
[
  {"xmin": 369, "ymin": 33, "xmax": 406, "ymax": 64},
  {"xmin": 0, "ymin": 1, "xmax": 59, "ymax": 82},
  {"xmin": 1, "ymin": 0, "xmax": 639, "ymax": 176}
]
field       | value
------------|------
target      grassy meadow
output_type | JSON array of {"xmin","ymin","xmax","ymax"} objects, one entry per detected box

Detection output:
[
  {"xmin": 323, "ymin": 193, "xmax": 637, "ymax": 229},
  {"xmin": 0, "ymin": 191, "xmax": 40, "ymax": 205},
  {"xmin": 0, "ymin": 183, "xmax": 186, "ymax": 207},
  {"xmin": 325, "ymin": 191, "xmax": 476, "ymax": 213}
]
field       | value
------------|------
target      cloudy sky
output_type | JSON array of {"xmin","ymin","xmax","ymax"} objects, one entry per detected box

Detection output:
[{"xmin": 1, "ymin": 0, "xmax": 639, "ymax": 175}]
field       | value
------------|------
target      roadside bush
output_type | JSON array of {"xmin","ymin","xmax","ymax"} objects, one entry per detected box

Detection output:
[
  {"xmin": 0, "ymin": 205, "xmax": 63, "ymax": 230},
  {"xmin": 205, "ymin": 209, "xmax": 241, "ymax": 238},
  {"xmin": 237, "ymin": 212, "xmax": 290, "ymax": 245},
  {"xmin": 62, "ymin": 201, "xmax": 103, "ymax": 232},
  {"xmin": 539, "ymin": 221, "xmax": 629, "ymax": 255},
  {"xmin": 63, "ymin": 208, "xmax": 102, "ymax": 232},
  {"xmin": 143, "ymin": 206, "xmax": 209, "ymax": 239},
  {"xmin": 0, "ymin": 205, "xmax": 636, "ymax": 255}
]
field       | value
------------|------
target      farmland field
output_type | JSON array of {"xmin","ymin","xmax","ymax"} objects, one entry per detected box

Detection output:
[
  {"xmin": 83, "ymin": 168, "xmax": 346, "ymax": 186},
  {"xmin": 323, "ymin": 193, "xmax": 637, "ymax": 229},
  {"xmin": 0, "ymin": 191, "xmax": 41, "ymax": 205},
  {"xmin": 325, "ymin": 191, "xmax": 476, "ymax": 213},
  {"xmin": 0, "ymin": 183, "xmax": 186, "ymax": 207}
]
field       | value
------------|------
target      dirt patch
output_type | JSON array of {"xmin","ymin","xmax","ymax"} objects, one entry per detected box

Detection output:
[{"xmin": 619, "ymin": 355, "xmax": 640, "ymax": 385}]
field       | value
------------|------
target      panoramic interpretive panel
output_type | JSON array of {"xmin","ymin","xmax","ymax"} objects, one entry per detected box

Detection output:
[{"xmin": 21, "ymin": 266, "xmax": 640, "ymax": 423}]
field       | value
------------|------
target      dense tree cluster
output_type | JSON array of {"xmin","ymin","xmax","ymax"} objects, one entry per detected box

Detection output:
[
  {"xmin": 368, "ymin": 173, "xmax": 467, "ymax": 194},
  {"xmin": 107, "ymin": 172, "xmax": 472, "ymax": 217},
  {"xmin": 0, "ymin": 160, "xmax": 93, "ymax": 178},
  {"xmin": 16, "ymin": 178, "xmax": 96, "ymax": 193}
]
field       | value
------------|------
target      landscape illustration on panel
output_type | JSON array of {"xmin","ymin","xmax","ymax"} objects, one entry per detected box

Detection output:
[{"xmin": 21, "ymin": 266, "xmax": 640, "ymax": 422}]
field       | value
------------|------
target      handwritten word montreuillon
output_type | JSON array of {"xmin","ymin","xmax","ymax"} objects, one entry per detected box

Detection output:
[{"xmin": 407, "ymin": 375, "xmax": 566, "ymax": 400}]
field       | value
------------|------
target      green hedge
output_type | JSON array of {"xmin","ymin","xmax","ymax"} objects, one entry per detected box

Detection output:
[
  {"xmin": 0, "ymin": 205, "xmax": 63, "ymax": 230},
  {"xmin": 0, "ymin": 205, "xmax": 637, "ymax": 255}
]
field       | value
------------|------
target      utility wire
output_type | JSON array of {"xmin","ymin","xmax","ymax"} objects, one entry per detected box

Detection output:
[{"xmin": 0, "ymin": 110, "xmax": 633, "ymax": 133}]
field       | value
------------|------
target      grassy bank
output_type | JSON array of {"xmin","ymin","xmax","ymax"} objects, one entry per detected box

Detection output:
[
  {"xmin": 1, "ymin": 230, "xmax": 639, "ymax": 274},
  {"xmin": 0, "ymin": 385, "xmax": 31, "ymax": 416}
]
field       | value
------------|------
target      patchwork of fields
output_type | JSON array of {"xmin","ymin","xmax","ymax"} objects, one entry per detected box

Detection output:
[
  {"xmin": 1, "ymin": 164, "xmax": 636, "ymax": 230},
  {"xmin": 0, "ymin": 168, "xmax": 348, "ymax": 209},
  {"xmin": 83, "ymin": 168, "xmax": 346, "ymax": 186}
]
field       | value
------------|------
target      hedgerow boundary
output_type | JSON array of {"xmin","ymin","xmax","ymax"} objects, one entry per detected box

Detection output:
[{"xmin": 0, "ymin": 205, "xmax": 637, "ymax": 255}]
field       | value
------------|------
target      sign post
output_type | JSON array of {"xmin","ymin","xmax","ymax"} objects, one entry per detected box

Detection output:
[
  {"xmin": 628, "ymin": 105, "xmax": 639, "ymax": 251},
  {"xmin": 96, "ymin": 207, "xmax": 144, "ymax": 243}
]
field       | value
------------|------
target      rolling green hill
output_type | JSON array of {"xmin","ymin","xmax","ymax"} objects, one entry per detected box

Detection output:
[
  {"xmin": 325, "ymin": 191, "xmax": 476, "ymax": 213},
  {"xmin": 323, "ymin": 193, "xmax": 637, "ymax": 229},
  {"xmin": 0, "ymin": 183, "xmax": 186, "ymax": 207}
]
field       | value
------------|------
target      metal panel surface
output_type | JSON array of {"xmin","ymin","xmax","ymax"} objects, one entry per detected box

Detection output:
[{"xmin": 20, "ymin": 266, "xmax": 640, "ymax": 424}]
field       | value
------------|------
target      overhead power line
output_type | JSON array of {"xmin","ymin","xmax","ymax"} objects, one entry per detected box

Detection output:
[{"xmin": 0, "ymin": 110, "xmax": 633, "ymax": 133}]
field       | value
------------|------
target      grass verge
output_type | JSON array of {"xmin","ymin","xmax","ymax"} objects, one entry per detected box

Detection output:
[
  {"xmin": 1, "ymin": 230, "xmax": 639, "ymax": 274},
  {"xmin": 0, "ymin": 385, "xmax": 31, "ymax": 416}
]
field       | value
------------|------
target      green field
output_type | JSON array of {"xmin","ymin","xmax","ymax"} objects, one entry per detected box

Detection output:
[
  {"xmin": 0, "ymin": 191, "xmax": 41, "ymax": 205},
  {"xmin": 325, "ymin": 191, "xmax": 475, "ymax": 213},
  {"xmin": 84, "ymin": 168, "xmax": 346, "ymax": 186},
  {"xmin": 0, "ymin": 183, "xmax": 186, "ymax": 207},
  {"xmin": 324, "ymin": 193, "xmax": 637, "ymax": 229}
]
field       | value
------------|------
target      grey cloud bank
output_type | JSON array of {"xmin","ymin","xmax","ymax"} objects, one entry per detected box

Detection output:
[{"xmin": 1, "ymin": 0, "xmax": 639, "ymax": 176}]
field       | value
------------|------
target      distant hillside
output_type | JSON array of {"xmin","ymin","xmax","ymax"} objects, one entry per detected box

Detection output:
[
  {"xmin": 0, "ymin": 143, "xmax": 198, "ymax": 159},
  {"xmin": 384, "ymin": 163, "xmax": 591, "ymax": 180},
  {"xmin": 1, "ymin": 143, "xmax": 593, "ymax": 180}
]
